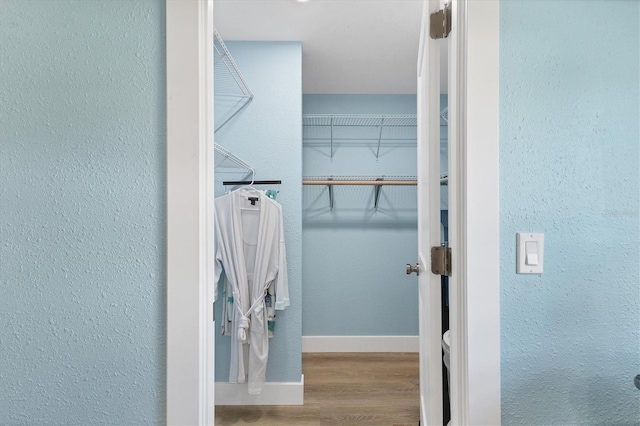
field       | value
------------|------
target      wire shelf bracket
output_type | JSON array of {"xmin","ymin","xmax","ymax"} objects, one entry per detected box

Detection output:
[
  {"xmin": 373, "ymin": 178, "xmax": 384, "ymax": 210},
  {"xmin": 214, "ymin": 143, "xmax": 255, "ymax": 182}
]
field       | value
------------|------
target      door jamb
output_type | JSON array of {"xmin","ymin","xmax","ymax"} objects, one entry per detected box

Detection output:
[
  {"xmin": 450, "ymin": 0, "xmax": 501, "ymax": 424},
  {"xmin": 447, "ymin": 0, "xmax": 467, "ymax": 423},
  {"xmin": 166, "ymin": 1, "xmax": 215, "ymax": 424}
]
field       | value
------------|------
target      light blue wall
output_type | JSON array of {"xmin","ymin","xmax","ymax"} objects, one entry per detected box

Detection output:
[
  {"xmin": 500, "ymin": 1, "xmax": 640, "ymax": 424},
  {"xmin": 302, "ymin": 95, "xmax": 422, "ymax": 336},
  {"xmin": 214, "ymin": 41, "xmax": 302, "ymax": 383},
  {"xmin": 0, "ymin": 1, "xmax": 166, "ymax": 424}
]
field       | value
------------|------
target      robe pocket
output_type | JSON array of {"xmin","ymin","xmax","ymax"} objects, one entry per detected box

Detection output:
[{"xmin": 253, "ymin": 304, "xmax": 266, "ymax": 321}]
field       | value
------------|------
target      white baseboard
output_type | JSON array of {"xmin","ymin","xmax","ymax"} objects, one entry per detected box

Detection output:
[
  {"xmin": 302, "ymin": 335, "xmax": 419, "ymax": 353},
  {"xmin": 215, "ymin": 375, "xmax": 304, "ymax": 406}
]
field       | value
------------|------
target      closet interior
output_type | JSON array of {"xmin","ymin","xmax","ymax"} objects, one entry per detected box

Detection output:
[{"xmin": 212, "ymin": 22, "xmax": 452, "ymax": 424}]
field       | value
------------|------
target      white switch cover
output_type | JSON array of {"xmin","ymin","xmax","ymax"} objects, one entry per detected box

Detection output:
[{"xmin": 517, "ymin": 233, "xmax": 544, "ymax": 274}]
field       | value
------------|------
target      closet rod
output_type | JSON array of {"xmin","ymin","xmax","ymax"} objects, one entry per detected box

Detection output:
[
  {"xmin": 303, "ymin": 180, "xmax": 416, "ymax": 186},
  {"xmin": 223, "ymin": 180, "xmax": 282, "ymax": 185}
]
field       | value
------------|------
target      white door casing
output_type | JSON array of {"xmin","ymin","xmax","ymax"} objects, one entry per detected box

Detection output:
[
  {"xmin": 447, "ymin": 1, "xmax": 502, "ymax": 424},
  {"xmin": 417, "ymin": 0, "xmax": 443, "ymax": 424},
  {"xmin": 166, "ymin": 0, "xmax": 216, "ymax": 424},
  {"xmin": 447, "ymin": 0, "xmax": 466, "ymax": 423},
  {"xmin": 462, "ymin": 1, "xmax": 501, "ymax": 424},
  {"xmin": 164, "ymin": 0, "xmax": 501, "ymax": 424}
]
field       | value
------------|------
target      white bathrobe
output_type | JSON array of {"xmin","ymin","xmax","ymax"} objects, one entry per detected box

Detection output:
[{"xmin": 214, "ymin": 189, "xmax": 289, "ymax": 394}]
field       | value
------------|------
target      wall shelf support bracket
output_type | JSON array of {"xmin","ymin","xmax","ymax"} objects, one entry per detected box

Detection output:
[
  {"xmin": 327, "ymin": 178, "xmax": 334, "ymax": 211},
  {"xmin": 374, "ymin": 178, "xmax": 384, "ymax": 210},
  {"xmin": 376, "ymin": 117, "xmax": 385, "ymax": 159},
  {"xmin": 330, "ymin": 117, "xmax": 334, "ymax": 159}
]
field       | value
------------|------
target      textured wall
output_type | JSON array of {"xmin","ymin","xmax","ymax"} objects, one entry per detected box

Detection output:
[
  {"xmin": 0, "ymin": 1, "xmax": 166, "ymax": 424},
  {"xmin": 214, "ymin": 41, "xmax": 302, "ymax": 383},
  {"xmin": 302, "ymin": 95, "xmax": 425, "ymax": 336},
  {"xmin": 500, "ymin": 1, "xmax": 640, "ymax": 424}
]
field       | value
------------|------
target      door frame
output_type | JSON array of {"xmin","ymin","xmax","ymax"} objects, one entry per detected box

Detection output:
[
  {"xmin": 164, "ymin": 0, "xmax": 501, "ymax": 424},
  {"xmin": 449, "ymin": 0, "xmax": 501, "ymax": 424},
  {"xmin": 166, "ymin": 0, "xmax": 216, "ymax": 424}
]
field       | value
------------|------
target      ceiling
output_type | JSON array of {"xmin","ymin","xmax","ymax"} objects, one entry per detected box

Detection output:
[{"xmin": 214, "ymin": 0, "xmax": 447, "ymax": 95}]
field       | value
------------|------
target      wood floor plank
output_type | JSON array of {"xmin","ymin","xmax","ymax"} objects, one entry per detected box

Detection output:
[
  {"xmin": 215, "ymin": 405, "xmax": 321, "ymax": 426},
  {"xmin": 320, "ymin": 405, "xmax": 419, "ymax": 426},
  {"xmin": 216, "ymin": 352, "xmax": 420, "ymax": 425}
]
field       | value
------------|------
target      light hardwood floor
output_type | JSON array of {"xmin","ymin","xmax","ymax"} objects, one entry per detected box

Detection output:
[{"xmin": 216, "ymin": 352, "xmax": 420, "ymax": 426}]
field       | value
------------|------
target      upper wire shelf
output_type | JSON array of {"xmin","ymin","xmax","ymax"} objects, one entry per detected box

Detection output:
[
  {"xmin": 303, "ymin": 114, "xmax": 416, "ymax": 159},
  {"xmin": 303, "ymin": 114, "xmax": 417, "ymax": 128},
  {"xmin": 214, "ymin": 28, "xmax": 254, "ymax": 132},
  {"xmin": 303, "ymin": 112, "xmax": 448, "ymax": 158}
]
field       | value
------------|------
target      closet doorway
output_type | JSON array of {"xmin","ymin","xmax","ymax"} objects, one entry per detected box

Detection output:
[
  {"xmin": 202, "ymin": 1, "xmax": 502, "ymax": 424},
  {"xmin": 213, "ymin": 1, "xmax": 446, "ymax": 424}
]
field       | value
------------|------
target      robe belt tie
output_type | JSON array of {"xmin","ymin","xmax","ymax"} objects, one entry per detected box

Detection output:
[
  {"xmin": 236, "ymin": 293, "xmax": 267, "ymax": 343},
  {"xmin": 237, "ymin": 315, "xmax": 250, "ymax": 341}
]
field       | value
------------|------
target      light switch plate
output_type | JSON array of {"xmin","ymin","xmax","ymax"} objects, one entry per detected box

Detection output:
[{"xmin": 517, "ymin": 233, "xmax": 544, "ymax": 274}]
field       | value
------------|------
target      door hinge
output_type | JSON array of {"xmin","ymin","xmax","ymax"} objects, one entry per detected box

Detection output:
[
  {"xmin": 431, "ymin": 243, "xmax": 452, "ymax": 276},
  {"xmin": 430, "ymin": 4, "xmax": 452, "ymax": 40}
]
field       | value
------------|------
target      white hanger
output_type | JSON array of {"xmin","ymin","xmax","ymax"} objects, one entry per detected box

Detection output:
[{"xmin": 232, "ymin": 168, "xmax": 264, "ymax": 211}]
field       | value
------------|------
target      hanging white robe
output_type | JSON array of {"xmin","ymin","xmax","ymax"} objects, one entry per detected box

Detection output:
[{"xmin": 214, "ymin": 189, "xmax": 289, "ymax": 394}]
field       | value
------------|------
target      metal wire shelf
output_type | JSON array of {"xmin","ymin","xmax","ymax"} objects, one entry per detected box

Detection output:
[
  {"xmin": 214, "ymin": 28, "xmax": 254, "ymax": 132},
  {"xmin": 303, "ymin": 111, "xmax": 448, "ymax": 158},
  {"xmin": 303, "ymin": 114, "xmax": 417, "ymax": 127},
  {"xmin": 303, "ymin": 114, "xmax": 415, "ymax": 159}
]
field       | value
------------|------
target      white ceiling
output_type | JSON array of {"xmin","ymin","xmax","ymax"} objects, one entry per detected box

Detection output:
[{"xmin": 214, "ymin": 0, "xmax": 447, "ymax": 95}]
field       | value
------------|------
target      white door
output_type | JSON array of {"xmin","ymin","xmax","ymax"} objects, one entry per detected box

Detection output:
[{"xmin": 416, "ymin": 0, "xmax": 444, "ymax": 424}]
